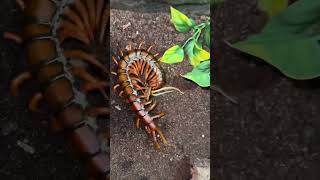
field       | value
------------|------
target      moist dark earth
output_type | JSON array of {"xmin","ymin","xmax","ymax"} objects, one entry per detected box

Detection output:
[
  {"xmin": 213, "ymin": 0, "xmax": 320, "ymax": 179},
  {"xmin": 0, "ymin": 1, "xmax": 209, "ymax": 180}
]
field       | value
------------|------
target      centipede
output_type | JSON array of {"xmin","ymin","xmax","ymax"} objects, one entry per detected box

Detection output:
[
  {"xmin": 4, "ymin": 0, "xmax": 110, "ymax": 179},
  {"xmin": 112, "ymin": 42, "xmax": 183, "ymax": 149}
]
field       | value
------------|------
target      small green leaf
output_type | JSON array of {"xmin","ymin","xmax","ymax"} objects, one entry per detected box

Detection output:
[
  {"xmin": 182, "ymin": 60, "xmax": 210, "ymax": 87},
  {"xmin": 170, "ymin": 7, "xmax": 193, "ymax": 32},
  {"xmin": 258, "ymin": 0, "xmax": 288, "ymax": 17},
  {"xmin": 161, "ymin": 45, "xmax": 184, "ymax": 64},
  {"xmin": 204, "ymin": 22, "xmax": 210, "ymax": 47},
  {"xmin": 190, "ymin": 19, "xmax": 197, "ymax": 29},
  {"xmin": 185, "ymin": 39, "xmax": 210, "ymax": 67},
  {"xmin": 192, "ymin": 42, "xmax": 210, "ymax": 67}
]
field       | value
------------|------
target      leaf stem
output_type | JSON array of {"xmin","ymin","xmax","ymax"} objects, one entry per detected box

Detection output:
[{"xmin": 182, "ymin": 36, "xmax": 194, "ymax": 49}]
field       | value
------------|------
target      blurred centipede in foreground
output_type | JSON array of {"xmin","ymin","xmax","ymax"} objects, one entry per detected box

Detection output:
[
  {"xmin": 4, "ymin": 0, "xmax": 110, "ymax": 179},
  {"xmin": 112, "ymin": 42, "xmax": 183, "ymax": 149}
]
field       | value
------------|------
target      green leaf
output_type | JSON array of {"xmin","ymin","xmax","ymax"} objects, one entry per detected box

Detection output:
[
  {"xmin": 190, "ymin": 18, "xmax": 197, "ymax": 29},
  {"xmin": 182, "ymin": 60, "xmax": 210, "ymax": 87},
  {"xmin": 230, "ymin": 0, "xmax": 320, "ymax": 80},
  {"xmin": 170, "ymin": 7, "xmax": 194, "ymax": 32},
  {"xmin": 204, "ymin": 22, "xmax": 210, "ymax": 47},
  {"xmin": 185, "ymin": 39, "xmax": 210, "ymax": 67},
  {"xmin": 160, "ymin": 45, "xmax": 184, "ymax": 64},
  {"xmin": 258, "ymin": 0, "xmax": 288, "ymax": 17}
]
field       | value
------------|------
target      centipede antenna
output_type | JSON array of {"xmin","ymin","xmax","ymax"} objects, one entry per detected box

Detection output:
[
  {"xmin": 152, "ymin": 90, "xmax": 174, "ymax": 97},
  {"xmin": 152, "ymin": 86, "xmax": 184, "ymax": 95}
]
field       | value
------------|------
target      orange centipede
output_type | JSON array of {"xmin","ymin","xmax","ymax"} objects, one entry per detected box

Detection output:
[
  {"xmin": 112, "ymin": 42, "xmax": 183, "ymax": 149},
  {"xmin": 4, "ymin": 0, "xmax": 110, "ymax": 179}
]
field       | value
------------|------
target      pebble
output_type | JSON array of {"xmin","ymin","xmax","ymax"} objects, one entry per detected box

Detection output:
[
  {"xmin": 17, "ymin": 140, "xmax": 35, "ymax": 154},
  {"xmin": 115, "ymin": 105, "xmax": 122, "ymax": 111},
  {"xmin": 1, "ymin": 122, "xmax": 18, "ymax": 136},
  {"xmin": 122, "ymin": 22, "xmax": 131, "ymax": 30}
]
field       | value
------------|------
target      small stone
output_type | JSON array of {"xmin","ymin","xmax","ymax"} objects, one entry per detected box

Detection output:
[
  {"xmin": 115, "ymin": 105, "xmax": 121, "ymax": 111},
  {"xmin": 17, "ymin": 140, "xmax": 35, "ymax": 154},
  {"xmin": 202, "ymin": 134, "xmax": 205, "ymax": 138},
  {"xmin": 1, "ymin": 122, "xmax": 18, "ymax": 136},
  {"xmin": 122, "ymin": 22, "xmax": 131, "ymax": 30}
]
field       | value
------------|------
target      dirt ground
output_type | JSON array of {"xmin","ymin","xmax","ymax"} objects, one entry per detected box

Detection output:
[
  {"xmin": 213, "ymin": 0, "xmax": 320, "ymax": 179},
  {"xmin": 110, "ymin": 9, "xmax": 210, "ymax": 179}
]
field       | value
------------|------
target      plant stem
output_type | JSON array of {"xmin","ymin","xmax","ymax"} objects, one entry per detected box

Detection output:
[
  {"xmin": 182, "ymin": 36, "xmax": 193, "ymax": 49},
  {"xmin": 181, "ymin": 23, "xmax": 206, "ymax": 49}
]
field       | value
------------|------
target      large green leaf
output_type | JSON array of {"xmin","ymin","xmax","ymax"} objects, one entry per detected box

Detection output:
[
  {"xmin": 258, "ymin": 0, "xmax": 288, "ymax": 17},
  {"xmin": 230, "ymin": 0, "xmax": 320, "ymax": 80},
  {"xmin": 182, "ymin": 60, "xmax": 210, "ymax": 87},
  {"xmin": 161, "ymin": 45, "xmax": 185, "ymax": 64},
  {"xmin": 170, "ymin": 7, "xmax": 194, "ymax": 32}
]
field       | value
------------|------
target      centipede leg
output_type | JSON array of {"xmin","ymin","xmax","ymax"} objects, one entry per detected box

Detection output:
[
  {"xmin": 112, "ymin": 56, "xmax": 118, "ymax": 65},
  {"xmin": 28, "ymin": 92, "xmax": 43, "ymax": 112},
  {"xmin": 135, "ymin": 116, "xmax": 141, "ymax": 128},
  {"xmin": 118, "ymin": 91, "xmax": 124, "ymax": 97},
  {"xmin": 64, "ymin": 50, "xmax": 109, "ymax": 74},
  {"xmin": 145, "ymin": 100, "xmax": 158, "ymax": 111},
  {"xmin": 112, "ymin": 84, "xmax": 120, "ymax": 91},
  {"xmin": 3, "ymin": 32, "xmax": 23, "ymax": 44},
  {"xmin": 16, "ymin": 0, "xmax": 25, "ymax": 10},
  {"xmin": 155, "ymin": 128, "xmax": 167, "ymax": 144},
  {"xmin": 51, "ymin": 117, "xmax": 62, "ymax": 133},
  {"xmin": 138, "ymin": 41, "xmax": 144, "ymax": 49},
  {"xmin": 85, "ymin": 107, "xmax": 110, "ymax": 117},
  {"xmin": 10, "ymin": 71, "xmax": 32, "ymax": 96},
  {"xmin": 72, "ymin": 66, "xmax": 99, "ymax": 83},
  {"xmin": 147, "ymin": 45, "xmax": 153, "ymax": 52},
  {"xmin": 152, "ymin": 130, "xmax": 160, "ymax": 149},
  {"xmin": 81, "ymin": 81, "xmax": 109, "ymax": 99},
  {"xmin": 143, "ymin": 99, "xmax": 152, "ymax": 106},
  {"xmin": 151, "ymin": 112, "xmax": 165, "ymax": 119},
  {"xmin": 126, "ymin": 42, "xmax": 132, "ymax": 51},
  {"xmin": 111, "ymin": 72, "xmax": 117, "ymax": 76}
]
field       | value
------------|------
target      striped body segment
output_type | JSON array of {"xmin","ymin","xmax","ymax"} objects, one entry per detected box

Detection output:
[{"xmin": 6, "ymin": 0, "xmax": 110, "ymax": 179}]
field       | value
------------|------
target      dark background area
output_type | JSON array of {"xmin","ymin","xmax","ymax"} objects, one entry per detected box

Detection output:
[{"xmin": 213, "ymin": 0, "xmax": 320, "ymax": 179}]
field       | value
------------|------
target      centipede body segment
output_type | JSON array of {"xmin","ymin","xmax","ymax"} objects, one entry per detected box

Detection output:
[{"xmin": 5, "ymin": 0, "xmax": 110, "ymax": 179}]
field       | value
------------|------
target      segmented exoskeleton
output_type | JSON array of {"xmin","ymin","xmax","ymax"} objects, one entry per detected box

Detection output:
[
  {"xmin": 5, "ymin": 0, "xmax": 110, "ymax": 179},
  {"xmin": 112, "ymin": 42, "xmax": 183, "ymax": 149}
]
